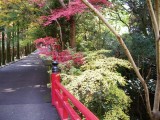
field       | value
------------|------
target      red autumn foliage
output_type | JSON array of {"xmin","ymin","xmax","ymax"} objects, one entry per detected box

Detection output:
[
  {"xmin": 37, "ymin": 48, "xmax": 52, "ymax": 56},
  {"xmin": 72, "ymin": 52, "xmax": 85, "ymax": 66},
  {"xmin": 53, "ymin": 50, "xmax": 85, "ymax": 68},
  {"xmin": 34, "ymin": 36, "xmax": 61, "ymax": 56},
  {"xmin": 34, "ymin": 36, "xmax": 60, "ymax": 50},
  {"xmin": 89, "ymin": 0, "xmax": 111, "ymax": 5},
  {"xmin": 57, "ymin": 50, "xmax": 85, "ymax": 69},
  {"xmin": 34, "ymin": 37, "xmax": 85, "ymax": 67},
  {"xmin": 56, "ymin": 50, "xmax": 72, "ymax": 62},
  {"xmin": 42, "ymin": 0, "xmax": 111, "ymax": 26},
  {"xmin": 42, "ymin": 0, "xmax": 86, "ymax": 26}
]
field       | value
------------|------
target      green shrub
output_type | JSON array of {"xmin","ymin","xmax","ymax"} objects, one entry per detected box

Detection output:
[{"xmin": 61, "ymin": 50, "xmax": 132, "ymax": 119}]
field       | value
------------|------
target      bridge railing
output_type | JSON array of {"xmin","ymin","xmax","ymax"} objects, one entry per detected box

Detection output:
[{"xmin": 51, "ymin": 61, "xmax": 99, "ymax": 120}]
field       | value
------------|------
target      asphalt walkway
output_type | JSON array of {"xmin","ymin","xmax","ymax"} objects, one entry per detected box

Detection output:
[{"xmin": 0, "ymin": 53, "xmax": 60, "ymax": 120}]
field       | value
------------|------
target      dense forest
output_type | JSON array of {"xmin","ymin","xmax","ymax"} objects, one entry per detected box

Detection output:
[{"xmin": 0, "ymin": 0, "xmax": 160, "ymax": 120}]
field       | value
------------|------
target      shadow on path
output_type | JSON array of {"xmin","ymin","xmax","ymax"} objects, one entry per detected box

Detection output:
[{"xmin": 0, "ymin": 53, "xmax": 60, "ymax": 120}]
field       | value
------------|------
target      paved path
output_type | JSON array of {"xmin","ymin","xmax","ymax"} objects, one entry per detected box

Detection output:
[{"xmin": 0, "ymin": 53, "xmax": 60, "ymax": 120}]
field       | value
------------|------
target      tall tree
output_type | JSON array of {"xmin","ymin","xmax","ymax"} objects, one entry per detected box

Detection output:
[
  {"xmin": 149, "ymin": 0, "xmax": 160, "ymax": 119},
  {"xmin": 11, "ymin": 24, "xmax": 16, "ymax": 61},
  {"xmin": 43, "ymin": 0, "xmax": 110, "ymax": 49},
  {"xmin": 54, "ymin": 0, "xmax": 76, "ymax": 48},
  {"xmin": 6, "ymin": 28, "xmax": 11, "ymax": 63},
  {"xmin": 0, "ymin": 27, "xmax": 4, "ymax": 66},
  {"xmin": 2, "ymin": 31, "xmax": 5, "ymax": 65},
  {"xmin": 0, "ymin": 0, "xmax": 44, "ymax": 61},
  {"xmin": 16, "ymin": 22, "xmax": 20, "ymax": 59},
  {"xmin": 69, "ymin": 16, "xmax": 76, "ymax": 48},
  {"xmin": 0, "ymin": 34, "xmax": 1, "ymax": 66}
]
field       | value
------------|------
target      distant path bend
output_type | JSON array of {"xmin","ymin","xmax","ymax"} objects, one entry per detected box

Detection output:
[{"xmin": 0, "ymin": 53, "xmax": 60, "ymax": 120}]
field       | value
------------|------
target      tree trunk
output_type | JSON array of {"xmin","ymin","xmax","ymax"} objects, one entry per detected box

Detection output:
[
  {"xmin": 16, "ymin": 23, "xmax": 20, "ymax": 59},
  {"xmin": 6, "ymin": 31, "xmax": 11, "ymax": 63},
  {"xmin": 58, "ymin": 0, "xmax": 66, "ymax": 8},
  {"xmin": 28, "ymin": 43, "xmax": 31, "ymax": 54},
  {"xmin": 155, "ymin": 0, "xmax": 160, "ymax": 29},
  {"xmin": 151, "ymin": 0, "xmax": 160, "ymax": 119},
  {"xmin": 0, "ymin": 33, "xmax": 1, "ymax": 66},
  {"xmin": 69, "ymin": 16, "xmax": 76, "ymax": 48},
  {"xmin": 58, "ymin": 0, "xmax": 76, "ymax": 49},
  {"xmin": 24, "ymin": 47, "xmax": 26, "ymax": 56},
  {"xmin": 12, "ymin": 30, "xmax": 15, "ymax": 61},
  {"xmin": 56, "ymin": 20, "xmax": 63, "ymax": 50},
  {"xmin": 30, "ymin": 43, "xmax": 34, "ymax": 53},
  {"xmin": 2, "ymin": 31, "xmax": 5, "ymax": 65},
  {"xmin": 25, "ymin": 43, "xmax": 30, "ymax": 56}
]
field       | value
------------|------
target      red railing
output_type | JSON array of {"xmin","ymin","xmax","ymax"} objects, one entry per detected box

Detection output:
[{"xmin": 51, "ymin": 61, "xmax": 99, "ymax": 120}]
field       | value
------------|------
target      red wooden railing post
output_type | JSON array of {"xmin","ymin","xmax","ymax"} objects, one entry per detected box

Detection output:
[
  {"xmin": 51, "ymin": 61, "xmax": 60, "ymax": 106},
  {"xmin": 51, "ymin": 61, "xmax": 99, "ymax": 120},
  {"xmin": 51, "ymin": 61, "xmax": 69, "ymax": 119}
]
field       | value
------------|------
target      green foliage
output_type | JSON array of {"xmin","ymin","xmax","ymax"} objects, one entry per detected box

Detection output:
[
  {"xmin": 129, "ymin": 33, "xmax": 155, "ymax": 60},
  {"xmin": 104, "ymin": 106, "xmax": 130, "ymax": 120},
  {"xmin": 0, "ymin": 0, "xmax": 41, "ymax": 27},
  {"xmin": 82, "ymin": 50, "xmax": 131, "ymax": 71},
  {"xmin": 76, "ymin": 12, "xmax": 117, "ymax": 51},
  {"xmin": 61, "ymin": 50, "xmax": 131, "ymax": 119}
]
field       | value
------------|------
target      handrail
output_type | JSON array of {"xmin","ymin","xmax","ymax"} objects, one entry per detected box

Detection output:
[{"xmin": 51, "ymin": 61, "xmax": 99, "ymax": 120}]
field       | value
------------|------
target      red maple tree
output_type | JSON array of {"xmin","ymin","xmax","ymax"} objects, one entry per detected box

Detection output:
[
  {"xmin": 42, "ymin": 0, "xmax": 111, "ymax": 26},
  {"xmin": 34, "ymin": 0, "xmax": 110, "ymax": 64},
  {"xmin": 34, "ymin": 36, "xmax": 85, "ymax": 67},
  {"xmin": 34, "ymin": 36, "xmax": 60, "ymax": 50}
]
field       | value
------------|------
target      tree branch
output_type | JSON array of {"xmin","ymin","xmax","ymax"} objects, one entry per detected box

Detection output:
[
  {"xmin": 146, "ymin": 1, "xmax": 160, "ymax": 117},
  {"xmin": 55, "ymin": 20, "xmax": 63, "ymax": 50},
  {"xmin": 58, "ymin": 0, "xmax": 67, "ymax": 8},
  {"xmin": 146, "ymin": 0, "xmax": 159, "ymax": 40},
  {"xmin": 116, "ymin": 12, "xmax": 129, "ymax": 28}
]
